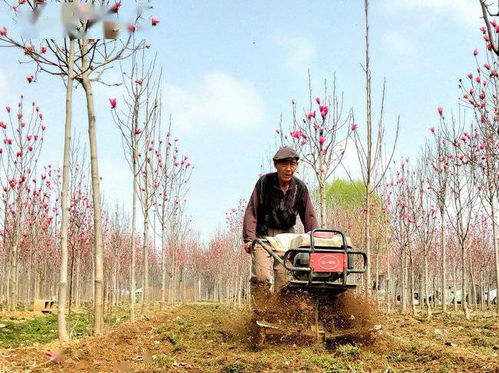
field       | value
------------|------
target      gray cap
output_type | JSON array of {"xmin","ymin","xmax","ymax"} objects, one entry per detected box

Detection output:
[{"xmin": 273, "ymin": 147, "xmax": 299, "ymax": 161}]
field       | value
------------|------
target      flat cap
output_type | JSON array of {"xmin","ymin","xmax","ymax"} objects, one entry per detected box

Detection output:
[{"xmin": 273, "ymin": 146, "xmax": 299, "ymax": 161}]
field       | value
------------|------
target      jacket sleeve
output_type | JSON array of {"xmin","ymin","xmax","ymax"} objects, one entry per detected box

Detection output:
[
  {"xmin": 299, "ymin": 187, "xmax": 319, "ymax": 233},
  {"xmin": 242, "ymin": 182, "xmax": 260, "ymax": 242}
]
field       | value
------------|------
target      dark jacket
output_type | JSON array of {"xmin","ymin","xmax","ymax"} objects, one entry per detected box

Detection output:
[{"xmin": 242, "ymin": 172, "xmax": 319, "ymax": 242}]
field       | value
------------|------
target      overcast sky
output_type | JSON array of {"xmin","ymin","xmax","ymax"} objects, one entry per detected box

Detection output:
[{"xmin": 0, "ymin": 0, "xmax": 490, "ymax": 243}]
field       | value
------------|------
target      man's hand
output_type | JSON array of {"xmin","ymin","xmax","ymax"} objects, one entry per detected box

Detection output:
[{"xmin": 242, "ymin": 241, "xmax": 253, "ymax": 254}]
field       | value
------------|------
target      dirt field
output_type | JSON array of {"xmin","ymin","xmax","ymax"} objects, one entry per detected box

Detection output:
[{"xmin": 0, "ymin": 301, "xmax": 498, "ymax": 372}]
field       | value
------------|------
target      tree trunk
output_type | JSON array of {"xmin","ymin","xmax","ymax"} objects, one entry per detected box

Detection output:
[
  {"xmin": 461, "ymin": 243, "xmax": 470, "ymax": 319},
  {"xmin": 424, "ymin": 251, "xmax": 431, "ymax": 318},
  {"xmin": 81, "ymin": 65, "xmax": 105, "ymax": 336},
  {"xmin": 363, "ymin": 0, "xmax": 372, "ymax": 294},
  {"xmin": 491, "ymin": 202, "xmax": 499, "ymax": 314},
  {"xmin": 440, "ymin": 209, "xmax": 447, "ymax": 312},
  {"xmin": 130, "ymin": 148, "xmax": 138, "ymax": 321},
  {"xmin": 57, "ymin": 37, "xmax": 75, "ymax": 343}
]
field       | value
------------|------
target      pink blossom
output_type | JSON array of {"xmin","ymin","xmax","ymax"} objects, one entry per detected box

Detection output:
[
  {"xmin": 40, "ymin": 46, "xmax": 47, "ymax": 53},
  {"xmin": 496, "ymin": 25, "xmax": 499, "ymax": 33},
  {"xmin": 127, "ymin": 23, "xmax": 137, "ymax": 33},
  {"xmin": 135, "ymin": 78, "xmax": 143, "ymax": 85},
  {"xmin": 307, "ymin": 111, "xmax": 316, "ymax": 119},
  {"xmin": 45, "ymin": 352, "xmax": 62, "ymax": 364},
  {"xmin": 109, "ymin": 2, "xmax": 121, "ymax": 13},
  {"xmin": 26, "ymin": 75, "xmax": 34, "ymax": 83},
  {"xmin": 0, "ymin": 27, "xmax": 7, "ymax": 36},
  {"xmin": 351, "ymin": 123, "xmax": 358, "ymax": 131},
  {"xmin": 484, "ymin": 63, "xmax": 491, "ymax": 70},
  {"xmin": 319, "ymin": 105, "xmax": 328, "ymax": 118},
  {"xmin": 109, "ymin": 98, "xmax": 117, "ymax": 109},
  {"xmin": 475, "ymin": 76, "xmax": 481, "ymax": 83},
  {"xmin": 315, "ymin": 97, "xmax": 321, "ymax": 105},
  {"xmin": 480, "ymin": 26, "xmax": 487, "ymax": 33},
  {"xmin": 437, "ymin": 107, "xmax": 443, "ymax": 117},
  {"xmin": 41, "ymin": 125, "xmax": 46, "ymax": 131},
  {"xmin": 16, "ymin": 151, "xmax": 22, "ymax": 157},
  {"xmin": 151, "ymin": 17, "xmax": 160, "ymax": 26},
  {"xmin": 473, "ymin": 49, "xmax": 479, "ymax": 56},
  {"xmin": 487, "ymin": 43, "xmax": 492, "ymax": 51},
  {"xmin": 321, "ymin": 149, "xmax": 327, "ymax": 156},
  {"xmin": 275, "ymin": 129, "xmax": 280, "ymax": 134},
  {"xmin": 491, "ymin": 19, "xmax": 497, "ymax": 27},
  {"xmin": 430, "ymin": 127, "xmax": 435, "ymax": 134},
  {"xmin": 467, "ymin": 73, "xmax": 473, "ymax": 79},
  {"xmin": 5, "ymin": 106, "xmax": 10, "ymax": 113},
  {"xmin": 28, "ymin": 146, "xmax": 33, "ymax": 151},
  {"xmin": 484, "ymin": 34, "xmax": 490, "ymax": 41},
  {"xmin": 319, "ymin": 136, "xmax": 326, "ymax": 145}
]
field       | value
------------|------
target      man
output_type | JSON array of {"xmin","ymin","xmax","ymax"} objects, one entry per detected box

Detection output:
[{"xmin": 242, "ymin": 146, "xmax": 319, "ymax": 311}]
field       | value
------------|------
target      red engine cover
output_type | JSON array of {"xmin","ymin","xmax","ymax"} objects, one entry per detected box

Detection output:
[{"xmin": 310, "ymin": 253, "xmax": 346, "ymax": 273}]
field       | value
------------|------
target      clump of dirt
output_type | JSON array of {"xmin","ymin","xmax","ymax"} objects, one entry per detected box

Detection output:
[{"xmin": 242, "ymin": 289, "xmax": 382, "ymax": 348}]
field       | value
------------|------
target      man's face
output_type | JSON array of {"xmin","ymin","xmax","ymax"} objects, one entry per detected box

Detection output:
[{"xmin": 274, "ymin": 159, "xmax": 298, "ymax": 183}]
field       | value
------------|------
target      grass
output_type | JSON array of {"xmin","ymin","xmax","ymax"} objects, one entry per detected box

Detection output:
[{"xmin": 0, "ymin": 313, "xmax": 91, "ymax": 349}]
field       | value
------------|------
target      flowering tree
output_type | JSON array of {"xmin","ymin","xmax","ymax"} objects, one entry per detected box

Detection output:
[
  {"xmin": 277, "ymin": 75, "xmax": 353, "ymax": 226},
  {"xmin": 0, "ymin": 96, "xmax": 45, "ymax": 311}
]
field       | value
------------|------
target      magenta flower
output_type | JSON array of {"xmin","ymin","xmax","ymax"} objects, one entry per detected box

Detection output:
[
  {"xmin": 473, "ymin": 49, "xmax": 479, "ymax": 56},
  {"xmin": 109, "ymin": 2, "xmax": 121, "ymax": 13},
  {"xmin": 0, "ymin": 27, "xmax": 6, "ymax": 36},
  {"xmin": 319, "ymin": 136, "xmax": 326, "ymax": 145},
  {"xmin": 26, "ymin": 75, "xmax": 34, "ymax": 83},
  {"xmin": 430, "ymin": 127, "xmax": 435, "ymax": 134},
  {"xmin": 467, "ymin": 73, "xmax": 473, "ymax": 79},
  {"xmin": 109, "ymin": 98, "xmax": 117, "ymax": 109},
  {"xmin": 135, "ymin": 129, "xmax": 143, "ymax": 135},
  {"xmin": 437, "ymin": 107, "xmax": 443, "ymax": 117},
  {"xmin": 151, "ymin": 17, "xmax": 160, "ymax": 26},
  {"xmin": 351, "ymin": 123, "xmax": 358, "ymax": 131},
  {"xmin": 319, "ymin": 105, "xmax": 328, "ymax": 118},
  {"xmin": 128, "ymin": 23, "xmax": 137, "ymax": 33},
  {"xmin": 315, "ymin": 97, "xmax": 321, "ymax": 105},
  {"xmin": 480, "ymin": 26, "xmax": 487, "ymax": 33},
  {"xmin": 307, "ymin": 111, "xmax": 316, "ymax": 119}
]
